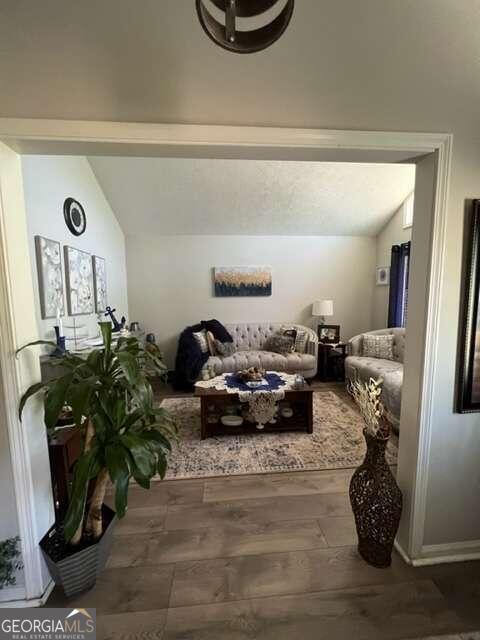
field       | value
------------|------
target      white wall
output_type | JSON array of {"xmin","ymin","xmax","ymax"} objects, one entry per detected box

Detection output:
[
  {"xmin": 0, "ymin": 362, "xmax": 22, "ymax": 583},
  {"xmin": 22, "ymin": 156, "xmax": 129, "ymax": 343},
  {"xmin": 126, "ymin": 234, "xmax": 376, "ymax": 368},
  {"xmin": 372, "ymin": 201, "xmax": 413, "ymax": 329},
  {"xmin": 0, "ymin": 142, "xmax": 52, "ymax": 601}
]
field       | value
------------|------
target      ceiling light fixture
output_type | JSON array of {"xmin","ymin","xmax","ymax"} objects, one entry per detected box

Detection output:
[{"xmin": 196, "ymin": 0, "xmax": 295, "ymax": 54}]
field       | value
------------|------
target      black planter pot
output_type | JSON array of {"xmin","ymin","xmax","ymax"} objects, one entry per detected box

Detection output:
[
  {"xmin": 40, "ymin": 505, "xmax": 116, "ymax": 597},
  {"xmin": 349, "ymin": 430, "xmax": 403, "ymax": 568}
]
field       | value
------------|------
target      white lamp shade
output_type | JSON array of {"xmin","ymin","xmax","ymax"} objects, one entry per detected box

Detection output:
[{"xmin": 312, "ymin": 300, "xmax": 334, "ymax": 317}]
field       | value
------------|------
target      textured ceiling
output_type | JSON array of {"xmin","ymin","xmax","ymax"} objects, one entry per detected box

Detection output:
[{"xmin": 88, "ymin": 158, "xmax": 415, "ymax": 236}]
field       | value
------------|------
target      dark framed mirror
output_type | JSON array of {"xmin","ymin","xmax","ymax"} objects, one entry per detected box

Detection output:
[{"xmin": 457, "ymin": 199, "xmax": 480, "ymax": 412}]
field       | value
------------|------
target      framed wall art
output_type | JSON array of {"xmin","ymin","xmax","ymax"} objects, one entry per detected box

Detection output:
[
  {"xmin": 64, "ymin": 246, "xmax": 94, "ymax": 315},
  {"xmin": 213, "ymin": 266, "xmax": 272, "ymax": 297},
  {"xmin": 34, "ymin": 235, "xmax": 65, "ymax": 319},
  {"xmin": 92, "ymin": 255, "xmax": 107, "ymax": 313},
  {"xmin": 376, "ymin": 266, "xmax": 390, "ymax": 286},
  {"xmin": 457, "ymin": 200, "xmax": 480, "ymax": 412}
]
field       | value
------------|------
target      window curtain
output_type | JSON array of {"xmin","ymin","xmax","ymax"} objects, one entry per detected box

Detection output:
[{"xmin": 388, "ymin": 241, "xmax": 411, "ymax": 328}]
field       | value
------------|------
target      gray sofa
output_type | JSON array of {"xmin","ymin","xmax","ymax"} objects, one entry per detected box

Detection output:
[
  {"xmin": 345, "ymin": 328, "xmax": 405, "ymax": 427},
  {"xmin": 202, "ymin": 322, "xmax": 318, "ymax": 379}
]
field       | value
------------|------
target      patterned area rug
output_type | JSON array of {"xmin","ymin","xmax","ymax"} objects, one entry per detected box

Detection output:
[{"xmin": 162, "ymin": 391, "xmax": 398, "ymax": 480}]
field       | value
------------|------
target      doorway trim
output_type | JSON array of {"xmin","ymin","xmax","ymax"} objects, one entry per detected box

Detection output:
[{"xmin": 0, "ymin": 119, "xmax": 453, "ymax": 598}]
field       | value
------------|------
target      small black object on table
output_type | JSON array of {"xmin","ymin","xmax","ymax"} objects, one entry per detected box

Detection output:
[{"xmin": 317, "ymin": 342, "xmax": 347, "ymax": 382}]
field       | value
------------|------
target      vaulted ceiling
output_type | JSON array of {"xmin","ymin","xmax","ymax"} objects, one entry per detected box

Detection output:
[{"xmin": 88, "ymin": 157, "xmax": 415, "ymax": 236}]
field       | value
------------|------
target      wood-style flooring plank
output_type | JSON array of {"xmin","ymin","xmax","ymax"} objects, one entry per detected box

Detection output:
[
  {"xmin": 126, "ymin": 478, "xmax": 205, "ymax": 508},
  {"xmin": 97, "ymin": 609, "xmax": 167, "ymax": 640},
  {"xmin": 204, "ymin": 469, "xmax": 352, "ymax": 502},
  {"xmin": 108, "ymin": 520, "xmax": 327, "ymax": 568},
  {"xmin": 425, "ymin": 562, "xmax": 480, "ymax": 632},
  {"xmin": 114, "ymin": 505, "xmax": 167, "ymax": 536},
  {"xmin": 317, "ymin": 514, "xmax": 358, "ymax": 547},
  {"xmin": 164, "ymin": 580, "xmax": 462, "ymax": 640},
  {"xmin": 169, "ymin": 545, "xmax": 416, "ymax": 608},
  {"xmin": 49, "ymin": 565, "xmax": 174, "ymax": 615},
  {"xmin": 165, "ymin": 492, "xmax": 350, "ymax": 530}
]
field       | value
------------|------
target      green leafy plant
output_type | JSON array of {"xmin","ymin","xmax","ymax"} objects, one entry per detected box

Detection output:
[
  {"xmin": 18, "ymin": 323, "xmax": 176, "ymax": 545},
  {"xmin": 0, "ymin": 537, "xmax": 23, "ymax": 589}
]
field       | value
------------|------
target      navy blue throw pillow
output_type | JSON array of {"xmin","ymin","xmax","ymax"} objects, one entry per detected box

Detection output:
[{"xmin": 201, "ymin": 319, "xmax": 233, "ymax": 343}]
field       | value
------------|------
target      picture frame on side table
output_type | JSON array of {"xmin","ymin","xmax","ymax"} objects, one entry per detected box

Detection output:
[
  {"xmin": 318, "ymin": 324, "xmax": 340, "ymax": 344},
  {"xmin": 457, "ymin": 199, "xmax": 480, "ymax": 412}
]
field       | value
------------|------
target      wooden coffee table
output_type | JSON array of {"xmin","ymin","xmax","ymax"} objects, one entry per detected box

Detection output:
[{"xmin": 194, "ymin": 385, "xmax": 313, "ymax": 439}]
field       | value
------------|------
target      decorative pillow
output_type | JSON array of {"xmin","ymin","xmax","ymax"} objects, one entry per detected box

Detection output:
[
  {"xmin": 201, "ymin": 319, "xmax": 233, "ymax": 343},
  {"xmin": 362, "ymin": 334, "xmax": 394, "ymax": 360},
  {"xmin": 295, "ymin": 331, "xmax": 309, "ymax": 354},
  {"xmin": 280, "ymin": 325, "xmax": 309, "ymax": 353},
  {"xmin": 214, "ymin": 339, "xmax": 236, "ymax": 357},
  {"xmin": 192, "ymin": 330, "xmax": 209, "ymax": 354},
  {"xmin": 205, "ymin": 330, "xmax": 217, "ymax": 356},
  {"xmin": 265, "ymin": 334, "xmax": 295, "ymax": 354}
]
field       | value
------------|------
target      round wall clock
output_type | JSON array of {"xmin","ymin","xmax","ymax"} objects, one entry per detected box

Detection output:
[{"xmin": 63, "ymin": 197, "xmax": 86, "ymax": 236}]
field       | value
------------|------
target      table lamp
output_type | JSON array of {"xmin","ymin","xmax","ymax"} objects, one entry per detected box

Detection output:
[{"xmin": 312, "ymin": 300, "xmax": 334, "ymax": 325}]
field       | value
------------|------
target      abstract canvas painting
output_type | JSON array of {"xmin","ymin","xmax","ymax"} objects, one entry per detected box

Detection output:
[
  {"xmin": 35, "ymin": 236, "xmax": 65, "ymax": 319},
  {"xmin": 92, "ymin": 255, "xmax": 107, "ymax": 313},
  {"xmin": 214, "ymin": 266, "xmax": 272, "ymax": 297},
  {"xmin": 64, "ymin": 246, "xmax": 94, "ymax": 315}
]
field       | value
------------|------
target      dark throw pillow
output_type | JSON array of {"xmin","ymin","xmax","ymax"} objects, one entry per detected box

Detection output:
[
  {"xmin": 201, "ymin": 319, "xmax": 233, "ymax": 343},
  {"xmin": 265, "ymin": 334, "xmax": 295, "ymax": 354}
]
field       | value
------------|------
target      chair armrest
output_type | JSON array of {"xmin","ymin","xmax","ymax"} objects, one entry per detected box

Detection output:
[
  {"xmin": 348, "ymin": 334, "xmax": 363, "ymax": 356},
  {"xmin": 306, "ymin": 336, "xmax": 319, "ymax": 358}
]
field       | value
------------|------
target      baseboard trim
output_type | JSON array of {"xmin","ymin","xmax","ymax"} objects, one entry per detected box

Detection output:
[
  {"xmin": 418, "ymin": 539, "xmax": 480, "ymax": 565},
  {"xmin": 394, "ymin": 539, "xmax": 413, "ymax": 565},
  {"xmin": 395, "ymin": 538, "xmax": 480, "ymax": 567},
  {"xmin": 0, "ymin": 580, "xmax": 54, "ymax": 608}
]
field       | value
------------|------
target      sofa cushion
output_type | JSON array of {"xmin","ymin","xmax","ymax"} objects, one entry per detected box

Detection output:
[
  {"xmin": 285, "ymin": 352, "xmax": 316, "ymax": 373},
  {"xmin": 345, "ymin": 355, "xmax": 403, "ymax": 424},
  {"xmin": 345, "ymin": 355, "xmax": 402, "ymax": 379},
  {"xmin": 207, "ymin": 350, "xmax": 315, "ymax": 376}
]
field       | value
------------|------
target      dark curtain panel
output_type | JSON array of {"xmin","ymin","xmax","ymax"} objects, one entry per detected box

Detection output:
[{"xmin": 388, "ymin": 241, "xmax": 411, "ymax": 328}]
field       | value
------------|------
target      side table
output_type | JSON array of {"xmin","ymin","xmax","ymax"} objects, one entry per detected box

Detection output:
[
  {"xmin": 48, "ymin": 426, "xmax": 83, "ymax": 519},
  {"xmin": 317, "ymin": 342, "xmax": 348, "ymax": 382}
]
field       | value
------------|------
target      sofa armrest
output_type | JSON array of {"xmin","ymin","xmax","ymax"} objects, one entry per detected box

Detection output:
[
  {"xmin": 348, "ymin": 334, "xmax": 363, "ymax": 356},
  {"xmin": 306, "ymin": 335, "xmax": 319, "ymax": 359}
]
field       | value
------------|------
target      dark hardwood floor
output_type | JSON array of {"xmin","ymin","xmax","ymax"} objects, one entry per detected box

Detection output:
[
  {"xmin": 47, "ymin": 469, "xmax": 480, "ymax": 640},
  {"xmin": 47, "ymin": 381, "xmax": 480, "ymax": 639}
]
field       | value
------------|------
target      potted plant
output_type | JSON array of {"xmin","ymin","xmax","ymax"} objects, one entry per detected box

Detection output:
[
  {"xmin": 18, "ymin": 323, "xmax": 176, "ymax": 596},
  {"xmin": 0, "ymin": 537, "xmax": 23, "ymax": 589},
  {"xmin": 348, "ymin": 377, "xmax": 403, "ymax": 568}
]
